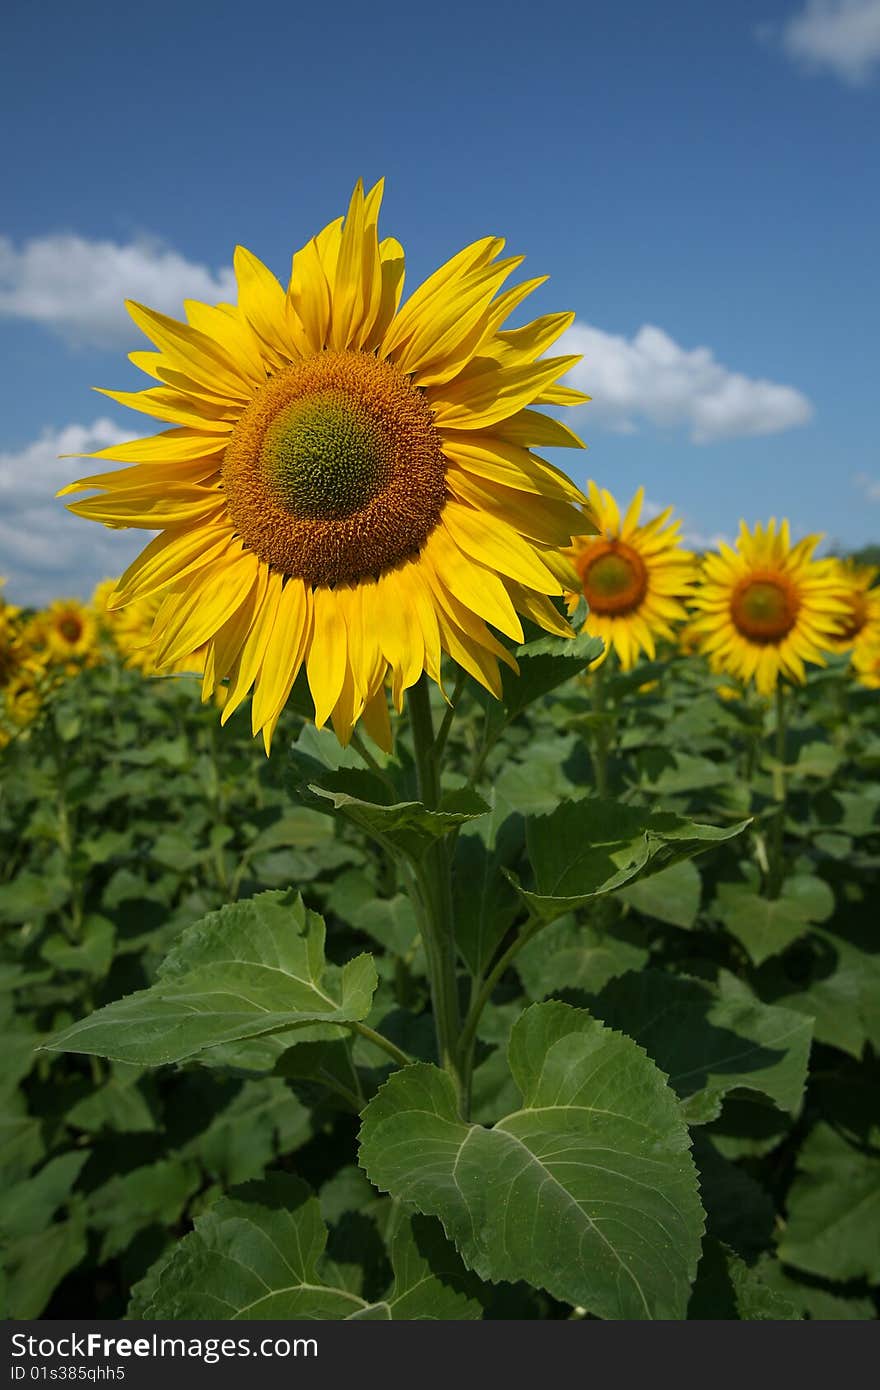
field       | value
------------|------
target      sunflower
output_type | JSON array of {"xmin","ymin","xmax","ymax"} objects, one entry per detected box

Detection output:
[
  {"xmin": 61, "ymin": 180, "xmax": 589, "ymax": 751},
  {"xmin": 853, "ymin": 638, "xmax": 880, "ymax": 689},
  {"xmin": 825, "ymin": 559, "xmax": 880, "ymax": 664},
  {"xmin": 688, "ymin": 519, "xmax": 848, "ymax": 695},
  {"xmin": 565, "ymin": 483, "xmax": 695, "ymax": 669},
  {"xmin": 41, "ymin": 599, "xmax": 98, "ymax": 666}
]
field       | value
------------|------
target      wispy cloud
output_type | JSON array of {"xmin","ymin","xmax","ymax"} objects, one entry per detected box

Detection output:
[
  {"xmin": 0, "ymin": 234, "xmax": 237, "ymax": 349},
  {"xmin": 761, "ymin": 0, "xmax": 880, "ymax": 86},
  {"xmin": 854, "ymin": 470, "xmax": 880, "ymax": 501},
  {"xmin": 0, "ymin": 420, "xmax": 154, "ymax": 605},
  {"xmin": 562, "ymin": 322, "xmax": 813, "ymax": 444}
]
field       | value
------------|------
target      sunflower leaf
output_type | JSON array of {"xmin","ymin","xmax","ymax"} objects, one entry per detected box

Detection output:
[
  {"xmin": 588, "ymin": 971, "xmax": 813, "ymax": 1124},
  {"xmin": 515, "ymin": 797, "xmax": 749, "ymax": 924},
  {"xmin": 500, "ymin": 629, "xmax": 604, "ymax": 721},
  {"xmin": 130, "ymin": 1173, "xmax": 480, "ymax": 1320},
  {"xmin": 305, "ymin": 784, "xmax": 489, "ymax": 862},
  {"xmin": 41, "ymin": 891, "xmax": 377, "ymax": 1067},
  {"xmin": 359, "ymin": 1001, "xmax": 704, "ymax": 1320}
]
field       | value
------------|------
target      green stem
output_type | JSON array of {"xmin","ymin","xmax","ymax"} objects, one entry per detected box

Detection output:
[
  {"xmin": 407, "ymin": 674, "xmax": 464, "ymax": 1109},
  {"xmin": 433, "ymin": 668, "xmax": 466, "ymax": 764},
  {"xmin": 350, "ymin": 729, "xmax": 396, "ymax": 794},
  {"xmin": 458, "ymin": 912, "xmax": 542, "ymax": 1083},
  {"xmin": 768, "ymin": 683, "xmax": 788, "ymax": 900},
  {"xmin": 590, "ymin": 662, "xmax": 610, "ymax": 798},
  {"xmin": 348, "ymin": 1021, "xmax": 412, "ymax": 1069}
]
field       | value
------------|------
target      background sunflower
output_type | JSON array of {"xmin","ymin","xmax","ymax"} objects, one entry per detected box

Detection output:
[
  {"xmin": 688, "ymin": 519, "xmax": 848, "ymax": 695},
  {"xmin": 827, "ymin": 558, "xmax": 880, "ymax": 666},
  {"xmin": 566, "ymin": 482, "xmax": 695, "ymax": 669}
]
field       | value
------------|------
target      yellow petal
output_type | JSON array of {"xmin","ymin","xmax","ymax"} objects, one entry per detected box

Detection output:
[
  {"xmin": 496, "ymin": 408, "xmax": 586, "ymax": 450},
  {"xmin": 380, "ymin": 236, "xmax": 505, "ymax": 358},
  {"xmin": 306, "ymin": 586, "xmax": 348, "ymax": 727},
  {"xmin": 222, "ymin": 570, "xmax": 284, "ymax": 723},
  {"xmin": 441, "ymin": 502, "xmax": 560, "ymax": 592},
  {"xmin": 60, "ymin": 426, "xmax": 226, "ymax": 467},
  {"xmin": 112, "ymin": 524, "xmax": 236, "ymax": 605},
  {"xmin": 251, "ymin": 578, "xmax": 311, "ymax": 732},
  {"xmin": 430, "ymin": 356, "xmax": 582, "ymax": 431},
  {"xmin": 125, "ymin": 300, "xmax": 257, "ymax": 398}
]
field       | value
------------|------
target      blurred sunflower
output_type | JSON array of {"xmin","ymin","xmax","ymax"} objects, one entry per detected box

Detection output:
[
  {"xmin": 825, "ymin": 559, "xmax": 880, "ymax": 664},
  {"xmin": 853, "ymin": 639, "xmax": 880, "ymax": 689},
  {"xmin": 61, "ymin": 180, "xmax": 589, "ymax": 751},
  {"xmin": 566, "ymin": 483, "xmax": 695, "ymax": 669},
  {"xmin": 42, "ymin": 599, "xmax": 98, "ymax": 666},
  {"xmin": 688, "ymin": 520, "xmax": 848, "ymax": 695},
  {"xmin": 3, "ymin": 673, "xmax": 42, "ymax": 729}
]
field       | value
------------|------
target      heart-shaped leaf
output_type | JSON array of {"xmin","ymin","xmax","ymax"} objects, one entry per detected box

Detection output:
[
  {"xmin": 359, "ymin": 1001, "xmax": 704, "ymax": 1320},
  {"xmin": 42, "ymin": 891, "xmax": 376, "ymax": 1066}
]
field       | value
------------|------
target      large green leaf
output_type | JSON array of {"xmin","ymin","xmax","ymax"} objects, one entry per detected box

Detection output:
[
  {"xmin": 306, "ymin": 784, "xmax": 489, "ymax": 862},
  {"xmin": 714, "ymin": 874, "xmax": 834, "ymax": 966},
  {"xmin": 499, "ymin": 629, "xmax": 604, "ymax": 721},
  {"xmin": 591, "ymin": 971, "xmax": 812, "ymax": 1124},
  {"xmin": 359, "ymin": 1001, "xmax": 704, "ymax": 1320},
  {"xmin": 516, "ymin": 799, "xmax": 748, "ymax": 923},
  {"xmin": 131, "ymin": 1174, "xmax": 478, "ymax": 1320},
  {"xmin": 41, "ymin": 891, "xmax": 377, "ymax": 1066},
  {"xmin": 778, "ymin": 1123, "xmax": 880, "ymax": 1282}
]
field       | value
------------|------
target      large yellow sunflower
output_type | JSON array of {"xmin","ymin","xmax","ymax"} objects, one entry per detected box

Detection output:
[
  {"xmin": 565, "ymin": 483, "xmax": 695, "ymax": 669},
  {"xmin": 61, "ymin": 180, "xmax": 589, "ymax": 751},
  {"xmin": 825, "ymin": 559, "xmax": 880, "ymax": 665},
  {"xmin": 688, "ymin": 519, "xmax": 848, "ymax": 695}
]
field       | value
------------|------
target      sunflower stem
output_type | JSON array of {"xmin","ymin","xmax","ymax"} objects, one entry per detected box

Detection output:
[
  {"xmin": 768, "ymin": 683, "xmax": 789, "ymax": 900},
  {"xmin": 590, "ymin": 661, "xmax": 611, "ymax": 798},
  {"xmin": 407, "ymin": 674, "xmax": 464, "ymax": 1111}
]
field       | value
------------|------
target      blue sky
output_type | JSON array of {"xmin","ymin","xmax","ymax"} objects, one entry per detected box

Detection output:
[{"xmin": 2, "ymin": 0, "xmax": 879, "ymax": 603}]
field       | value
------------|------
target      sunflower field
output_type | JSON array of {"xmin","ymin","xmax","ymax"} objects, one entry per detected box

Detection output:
[{"xmin": 2, "ymin": 182, "xmax": 879, "ymax": 1324}]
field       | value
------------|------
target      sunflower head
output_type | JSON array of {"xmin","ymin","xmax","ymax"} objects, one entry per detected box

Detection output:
[
  {"xmin": 565, "ymin": 483, "xmax": 695, "ymax": 670},
  {"xmin": 825, "ymin": 558, "xmax": 880, "ymax": 657},
  {"xmin": 853, "ymin": 637, "xmax": 880, "ymax": 689},
  {"xmin": 4, "ymin": 673, "xmax": 42, "ymax": 728},
  {"xmin": 689, "ymin": 519, "xmax": 849, "ymax": 695},
  {"xmin": 60, "ymin": 179, "xmax": 591, "ymax": 752},
  {"xmin": 42, "ymin": 599, "xmax": 98, "ymax": 665}
]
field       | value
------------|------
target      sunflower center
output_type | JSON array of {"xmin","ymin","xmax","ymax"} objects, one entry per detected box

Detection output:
[
  {"xmin": 837, "ymin": 592, "xmax": 868, "ymax": 643},
  {"xmin": 577, "ymin": 541, "xmax": 648, "ymax": 616},
  {"xmin": 731, "ymin": 573, "xmax": 799, "ymax": 643},
  {"xmin": 261, "ymin": 392, "xmax": 391, "ymax": 519},
  {"xmin": 222, "ymin": 351, "xmax": 447, "ymax": 587},
  {"xmin": 59, "ymin": 616, "xmax": 82, "ymax": 643}
]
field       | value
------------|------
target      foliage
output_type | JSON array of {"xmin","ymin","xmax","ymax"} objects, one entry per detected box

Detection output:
[{"xmin": 1, "ymin": 642, "xmax": 878, "ymax": 1321}]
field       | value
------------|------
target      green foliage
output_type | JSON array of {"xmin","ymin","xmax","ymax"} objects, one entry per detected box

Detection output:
[{"xmin": 2, "ymin": 649, "xmax": 878, "ymax": 1321}]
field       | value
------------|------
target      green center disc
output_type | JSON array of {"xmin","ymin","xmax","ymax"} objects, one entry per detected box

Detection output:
[
  {"xmin": 588, "ymin": 551, "xmax": 637, "ymax": 597},
  {"xmin": 260, "ymin": 391, "xmax": 389, "ymax": 519}
]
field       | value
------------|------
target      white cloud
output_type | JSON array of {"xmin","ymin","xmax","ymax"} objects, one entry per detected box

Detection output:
[
  {"xmin": 0, "ymin": 234, "xmax": 237, "ymax": 349},
  {"xmin": 562, "ymin": 321, "xmax": 814, "ymax": 444},
  {"xmin": 766, "ymin": 0, "xmax": 880, "ymax": 85},
  {"xmin": 0, "ymin": 420, "xmax": 157, "ymax": 606},
  {"xmin": 854, "ymin": 470, "xmax": 880, "ymax": 501}
]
